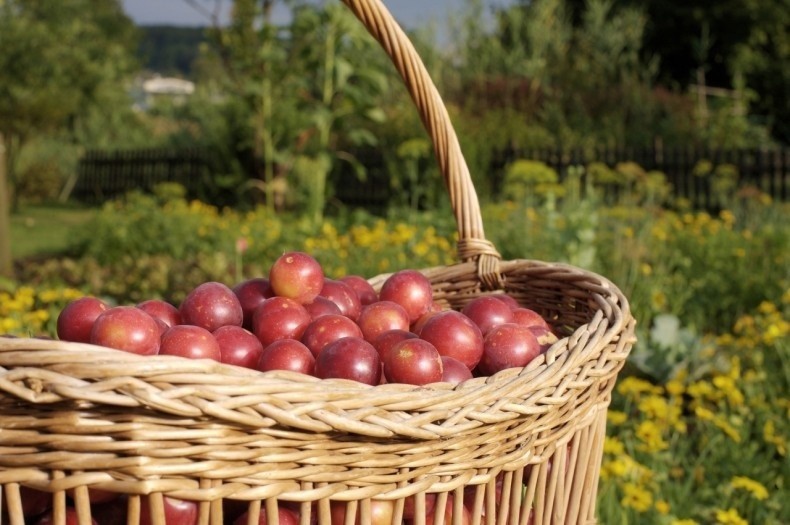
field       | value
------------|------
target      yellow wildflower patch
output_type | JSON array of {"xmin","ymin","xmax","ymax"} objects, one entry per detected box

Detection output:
[
  {"xmin": 713, "ymin": 416, "xmax": 742, "ymax": 443},
  {"xmin": 712, "ymin": 375, "xmax": 745, "ymax": 407},
  {"xmin": 636, "ymin": 420, "xmax": 668, "ymax": 452},
  {"xmin": 618, "ymin": 376, "xmax": 663, "ymax": 399},
  {"xmin": 763, "ymin": 420, "xmax": 787, "ymax": 456},
  {"xmin": 729, "ymin": 476, "xmax": 769, "ymax": 501},
  {"xmin": 620, "ymin": 482, "xmax": 653, "ymax": 512},
  {"xmin": 603, "ymin": 436, "xmax": 625, "ymax": 455},
  {"xmin": 607, "ymin": 411, "xmax": 628, "ymax": 426},
  {"xmin": 687, "ymin": 380, "xmax": 715, "ymax": 400},
  {"xmin": 715, "ymin": 508, "xmax": 748, "ymax": 525}
]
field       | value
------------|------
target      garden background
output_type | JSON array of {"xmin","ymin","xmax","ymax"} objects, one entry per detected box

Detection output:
[{"xmin": 1, "ymin": 1, "xmax": 788, "ymax": 524}]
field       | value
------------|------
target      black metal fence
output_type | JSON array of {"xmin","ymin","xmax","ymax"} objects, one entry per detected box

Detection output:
[
  {"xmin": 490, "ymin": 146, "xmax": 789, "ymax": 209},
  {"xmin": 76, "ymin": 146, "xmax": 789, "ymax": 209},
  {"xmin": 74, "ymin": 148, "xmax": 209, "ymax": 204}
]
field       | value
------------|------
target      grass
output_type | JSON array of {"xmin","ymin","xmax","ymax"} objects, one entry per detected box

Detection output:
[{"xmin": 10, "ymin": 204, "xmax": 95, "ymax": 260}]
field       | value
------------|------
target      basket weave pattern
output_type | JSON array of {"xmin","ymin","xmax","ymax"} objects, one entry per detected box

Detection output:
[{"xmin": 0, "ymin": 1, "xmax": 636, "ymax": 524}]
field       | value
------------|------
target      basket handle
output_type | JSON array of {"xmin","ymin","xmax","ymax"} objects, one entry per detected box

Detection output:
[{"xmin": 340, "ymin": 0, "xmax": 502, "ymax": 289}]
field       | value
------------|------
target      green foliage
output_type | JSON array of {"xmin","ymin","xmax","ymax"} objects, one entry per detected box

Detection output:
[
  {"xmin": 611, "ymin": 0, "xmax": 789, "ymax": 145},
  {"xmin": 502, "ymin": 160, "xmax": 564, "ymax": 204},
  {"xmin": 448, "ymin": 0, "xmax": 664, "ymax": 150},
  {"xmin": 0, "ymin": 0, "xmax": 138, "ymax": 147},
  {"xmin": 0, "ymin": 0, "xmax": 142, "ymax": 276},
  {"xmin": 177, "ymin": 0, "xmax": 397, "ymax": 218},
  {"xmin": 22, "ymin": 186, "xmax": 459, "ymax": 303},
  {"xmin": 13, "ymin": 136, "xmax": 80, "ymax": 203},
  {"xmin": 385, "ymin": 138, "xmax": 434, "ymax": 211},
  {"xmin": 587, "ymin": 162, "xmax": 621, "ymax": 185},
  {"xmin": 73, "ymin": 185, "xmax": 289, "ymax": 267},
  {"xmin": 446, "ymin": 0, "xmax": 779, "ymax": 152}
]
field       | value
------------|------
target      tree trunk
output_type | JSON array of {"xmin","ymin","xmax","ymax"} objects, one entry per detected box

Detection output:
[{"xmin": 0, "ymin": 131, "xmax": 12, "ymax": 278}]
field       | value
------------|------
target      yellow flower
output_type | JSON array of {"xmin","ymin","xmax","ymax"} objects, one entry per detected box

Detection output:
[
  {"xmin": 651, "ymin": 224, "xmax": 668, "ymax": 241},
  {"xmin": 607, "ymin": 411, "xmax": 628, "ymax": 426},
  {"xmin": 412, "ymin": 241, "xmax": 430, "ymax": 257},
  {"xmin": 763, "ymin": 420, "xmax": 787, "ymax": 456},
  {"xmin": 526, "ymin": 207, "xmax": 538, "ymax": 222},
  {"xmin": 694, "ymin": 406, "xmax": 715, "ymax": 421},
  {"xmin": 763, "ymin": 321, "xmax": 788, "ymax": 345},
  {"xmin": 687, "ymin": 380, "xmax": 714, "ymax": 400},
  {"xmin": 618, "ymin": 376, "xmax": 662, "ymax": 399},
  {"xmin": 719, "ymin": 209, "xmax": 736, "ymax": 226},
  {"xmin": 600, "ymin": 453, "xmax": 647, "ymax": 481},
  {"xmin": 638, "ymin": 394, "xmax": 670, "ymax": 420},
  {"xmin": 716, "ymin": 333, "xmax": 735, "ymax": 346},
  {"xmin": 713, "ymin": 416, "xmax": 742, "ymax": 443},
  {"xmin": 728, "ymin": 357, "xmax": 741, "ymax": 380},
  {"xmin": 620, "ymin": 482, "xmax": 653, "ymax": 512},
  {"xmin": 651, "ymin": 289, "xmax": 667, "ymax": 310},
  {"xmin": 733, "ymin": 315, "xmax": 755, "ymax": 335},
  {"xmin": 1, "ymin": 317, "xmax": 22, "ymax": 333},
  {"xmin": 729, "ymin": 476, "xmax": 769, "ymax": 501},
  {"xmin": 666, "ymin": 378, "xmax": 685, "ymax": 397},
  {"xmin": 636, "ymin": 392, "xmax": 684, "ymax": 433},
  {"xmin": 655, "ymin": 500, "xmax": 670, "ymax": 515},
  {"xmin": 38, "ymin": 289, "xmax": 61, "ymax": 303},
  {"xmin": 758, "ymin": 301, "xmax": 777, "ymax": 315},
  {"xmin": 715, "ymin": 508, "xmax": 748, "ymax": 525},
  {"xmin": 603, "ymin": 436, "xmax": 625, "ymax": 455},
  {"xmin": 636, "ymin": 420, "xmax": 668, "ymax": 452},
  {"xmin": 712, "ymin": 375, "xmax": 745, "ymax": 407},
  {"xmin": 600, "ymin": 458, "xmax": 629, "ymax": 480}
]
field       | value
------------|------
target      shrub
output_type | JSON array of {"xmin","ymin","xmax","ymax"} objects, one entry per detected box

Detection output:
[{"xmin": 502, "ymin": 159, "xmax": 564, "ymax": 205}]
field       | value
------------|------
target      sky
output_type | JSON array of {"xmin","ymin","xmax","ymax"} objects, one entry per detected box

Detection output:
[{"xmin": 120, "ymin": 0, "xmax": 513, "ymax": 34}]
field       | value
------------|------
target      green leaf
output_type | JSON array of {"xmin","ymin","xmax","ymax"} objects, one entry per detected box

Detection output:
[
  {"xmin": 365, "ymin": 107, "xmax": 387, "ymax": 123},
  {"xmin": 347, "ymin": 128, "xmax": 377, "ymax": 147},
  {"xmin": 334, "ymin": 57, "xmax": 354, "ymax": 91},
  {"xmin": 336, "ymin": 151, "xmax": 367, "ymax": 182}
]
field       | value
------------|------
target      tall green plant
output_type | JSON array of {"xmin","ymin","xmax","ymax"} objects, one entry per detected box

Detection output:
[
  {"xmin": 190, "ymin": 0, "xmax": 291, "ymax": 210},
  {"xmin": 284, "ymin": 2, "xmax": 390, "ymax": 224}
]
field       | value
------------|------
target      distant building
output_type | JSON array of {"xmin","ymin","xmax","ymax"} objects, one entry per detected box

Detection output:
[{"xmin": 131, "ymin": 74, "xmax": 195, "ymax": 110}]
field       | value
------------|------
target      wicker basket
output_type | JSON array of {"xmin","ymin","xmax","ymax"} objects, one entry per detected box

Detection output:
[{"xmin": 0, "ymin": 1, "xmax": 636, "ymax": 524}]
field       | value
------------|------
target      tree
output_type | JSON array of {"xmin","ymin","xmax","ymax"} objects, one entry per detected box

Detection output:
[
  {"xmin": 450, "ymin": 0, "xmax": 656, "ymax": 149},
  {"xmin": 284, "ymin": 2, "xmax": 390, "ymax": 223},
  {"xmin": 576, "ymin": 0, "xmax": 788, "ymax": 144},
  {"xmin": 0, "ymin": 0, "xmax": 138, "ymax": 277}
]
